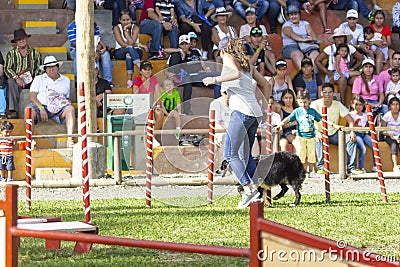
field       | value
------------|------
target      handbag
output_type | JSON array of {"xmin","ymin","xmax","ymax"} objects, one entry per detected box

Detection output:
[
  {"xmin": 298, "ymin": 42, "xmax": 320, "ymax": 54},
  {"xmin": 47, "ymin": 89, "xmax": 70, "ymax": 114}
]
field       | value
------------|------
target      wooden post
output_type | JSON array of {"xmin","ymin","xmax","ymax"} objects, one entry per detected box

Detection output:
[
  {"xmin": 76, "ymin": 0, "xmax": 96, "ymax": 141},
  {"xmin": 338, "ymin": 130, "xmax": 346, "ymax": 179}
]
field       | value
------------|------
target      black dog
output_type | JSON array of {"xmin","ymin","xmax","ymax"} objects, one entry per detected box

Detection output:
[{"xmin": 225, "ymin": 151, "xmax": 306, "ymax": 206}]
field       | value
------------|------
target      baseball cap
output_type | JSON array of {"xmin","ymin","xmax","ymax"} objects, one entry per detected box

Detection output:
[
  {"xmin": 250, "ymin": 27, "xmax": 263, "ymax": 36},
  {"xmin": 362, "ymin": 58, "xmax": 375, "ymax": 67},
  {"xmin": 275, "ymin": 59, "xmax": 287, "ymax": 68},
  {"xmin": 140, "ymin": 60, "xmax": 153, "ymax": 70},
  {"xmin": 287, "ymin": 4, "xmax": 300, "ymax": 14},
  {"xmin": 188, "ymin": 31, "xmax": 198, "ymax": 39},
  {"xmin": 245, "ymin": 7, "xmax": 256, "ymax": 14},
  {"xmin": 301, "ymin": 57, "xmax": 313, "ymax": 67},
  {"xmin": 346, "ymin": 9, "xmax": 358, "ymax": 18},
  {"xmin": 179, "ymin": 35, "xmax": 190, "ymax": 44}
]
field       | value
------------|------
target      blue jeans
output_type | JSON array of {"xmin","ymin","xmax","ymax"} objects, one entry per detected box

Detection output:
[
  {"xmin": 355, "ymin": 132, "xmax": 374, "ymax": 169},
  {"xmin": 71, "ymin": 49, "xmax": 113, "ymax": 84},
  {"xmin": 112, "ymin": 0, "xmax": 127, "ymax": 27},
  {"xmin": 365, "ymin": 100, "xmax": 388, "ymax": 115},
  {"xmin": 354, "ymin": 0, "xmax": 371, "ymax": 20},
  {"xmin": 140, "ymin": 19, "xmax": 178, "ymax": 53},
  {"xmin": 267, "ymin": 0, "xmax": 297, "ymax": 33},
  {"xmin": 315, "ymin": 131, "xmax": 357, "ymax": 172},
  {"xmin": 224, "ymin": 110, "xmax": 261, "ymax": 186},
  {"xmin": 233, "ymin": 0, "xmax": 269, "ymax": 23},
  {"xmin": 0, "ymin": 86, "xmax": 6, "ymax": 113},
  {"xmin": 129, "ymin": 2, "xmax": 144, "ymax": 24},
  {"xmin": 329, "ymin": 0, "xmax": 357, "ymax": 11},
  {"xmin": 114, "ymin": 47, "xmax": 143, "ymax": 74},
  {"xmin": 212, "ymin": 0, "xmax": 224, "ymax": 8}
]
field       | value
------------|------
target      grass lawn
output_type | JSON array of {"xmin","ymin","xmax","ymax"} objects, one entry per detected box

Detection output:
[{"xmin": 16, "ymin": 192, "xmax": 400, "ymax": 266}]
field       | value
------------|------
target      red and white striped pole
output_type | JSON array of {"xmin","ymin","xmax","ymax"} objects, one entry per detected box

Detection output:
[
  {"xmin": 25, "ymin": 106, "xmax": 32, "ymax": 211},
  {"xmin": 208, "ymin": 110, "xmax": 215, "ymax": 204},
  {"xmin": 145, "ymin": 109, "xmax": 154, "ymax": 208},
  {"xmin": 264, "ymin": 104, "xmax": 272, "ymax": 204},
  {"xmin": 79, "ymin": 83, "xmax": 91, "ymax": 223},
  {"xmin": 366, "ymin": 105, "xmax": 387, "ymax": 202},
  {"xmin": 322, "ymin": 106, "xmax": 330, "ymax": 202}
]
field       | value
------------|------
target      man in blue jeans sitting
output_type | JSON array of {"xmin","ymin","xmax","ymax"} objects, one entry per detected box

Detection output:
[{"xmin": 310, "ymin": 83, "xmax": 363, "ymax": 176}]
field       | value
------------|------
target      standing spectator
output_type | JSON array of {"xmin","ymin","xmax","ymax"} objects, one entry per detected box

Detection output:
[
  {"xmin": 382, "ymin": 97, "xmax": 400, "ymax": 173},
  {"xmin": 281, "ymin": 3, "xmax": 320, "ymax": 71},
  {"xmin": 310, "ymin": 82, "xmax": 360, "ymax": 176},
  {"xmin": 277, "ymin": 91, "xmax": 322, "ymax": 178},
  {"xmin": 369, "ymin": 10, "xmax": 394, "ymax": 62},
  {"xmin": 349, "ymin": 95, "xmax": 376, "ymax": 173},
  {"xmin": 202, "ymin": 38, "xmax": 272, "ymax": 208},
  {"xmin": 233, "ymin": 0, "xmax": 268, "ymax": 23},
  {"xmin": 379, "ymin": 51, "xmax": 400, "ymax": 90},
  {"xmin": 239, "ymin": 7, "xmax": 268, "ymax": 43},
  {"xmin": 68, "ymin": 21, "xmax": 113, "ymax": 86},
  {"xmin": 0, "ymin": 121, "xmax": 15, "ymax": 182},
  {"xmin": 211, "ymin": 7, "xmax": 237, "ymax": 61},
  {"xmin": 352, "ymin": 58, "xmax": 388, "ymax": 115},
  {"xmin": 175, "ymin": 0, "xmax": 216, "ymax": 60},
  {"xmin": 278, "ymin": 89, "xmax": 297, "ymax": 152},
  {"xmin": 25, "ymin": 56, "xmax": 76, "ymax": 148},
  {"xmin": 5, "ymin": 29, "xmax": 42, "ymax": 119},
  {"xmin": 386, "ymin": 68, "xmax": 400, "ymax": 102},
  {"xmin": 338, "ymin": 10, "xmax": 365, "ymax": 47},
  {"xmin": 292, "ymin": 57, "xmax": 322, "ymax": 101},
  {"xmin": 113, "ymin": 10, "xmax": 144, "ymax": 87},
  {"xmin": 244, "ymin": 27, "xmax": 276, "ymax": 76},
  {"xmin": 139, "ymin": 0, "xmax": 178, "ymax": 59},
  {"xmin": 0, "ymin": 51, "xmax": 7, "ymax": 119},
  {"xmin": 314, "ymin": 27, "xmax": 364, "ymax": 105}
]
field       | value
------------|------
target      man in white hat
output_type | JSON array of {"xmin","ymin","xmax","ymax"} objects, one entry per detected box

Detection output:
[
  {"xmin": 314, "ymin": 27, "xmax": 364, "ymax": 105},
  {"xmin": 4, "ymin": 28, "xmax": 42, "ymax": 119},
  {"xmin": 25, "ymin": 55, "xmax": 76, "ymax": 148}
]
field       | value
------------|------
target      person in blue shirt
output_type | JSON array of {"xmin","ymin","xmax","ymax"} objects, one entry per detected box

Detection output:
[{"xmin": 278, "ymin": 90, "xmax": 322, "ymax": 178}]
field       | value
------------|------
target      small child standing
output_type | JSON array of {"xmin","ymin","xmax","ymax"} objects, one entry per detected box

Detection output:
[
  {"xmin": 386, "ymin": 68, "xmax": 400, "ymax": 102},
  {"xmin": 277, "ymin": 91, "xmax": 322, "ymax": 178},
  {"xmin": 349, "ymin": 96, "xmax": 376, "ymax": 173},
  {"xmin": 160, "ymin": 78, "xmax": 182, "ymax": 139},
  {"xmin": 334, "ymin": 44, "xmax": 360, "ymax": 81},
  {"xmin": 0, "ymin": 121, "xmax": 15, "ymax": 182}
]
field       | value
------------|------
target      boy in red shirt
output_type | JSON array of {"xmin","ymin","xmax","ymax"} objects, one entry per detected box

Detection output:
[{"xmin": 0, "ymin": 121, "xmax": 15, "ymax": 182}]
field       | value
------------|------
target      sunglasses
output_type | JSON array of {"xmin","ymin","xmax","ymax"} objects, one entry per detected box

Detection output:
[{"xmin": 251, "ymin": 28, "xmax": 263, "ymax": 35}]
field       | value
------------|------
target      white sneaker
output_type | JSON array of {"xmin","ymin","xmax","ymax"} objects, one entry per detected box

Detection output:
[
  {"xmin": 152, "ymin": 139, "xmax": 161, "ymax": 147},
  {"xmin": 202, "ymin": 51, "xmax": 208, "ymax": 61},
  {"xmin": 371, "ymin": 166, "xmax": 378, "ymax": 172},
  {"xmin": 374, "ymin": 4, "xmax": 382, "ymax": 11},
  {"xmin": 237, "ymin": 191, "xmax": 260, "ymax": 209},
  {"xmin": 393, "ymin": 165, "xmax": 400, "ymax": 173},
  {"xmin": 96, "ymin": 0, "xmax": 105, "ymax": 7},
  {"xmin": 308, "ymin": 171, "xmax": 320, "ymax": 178}
]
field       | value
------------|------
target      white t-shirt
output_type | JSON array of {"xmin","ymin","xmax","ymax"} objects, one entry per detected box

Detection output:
[
  {"xmin": 323, "ymin": 44, "xmax": 357, "ymax": 71},
  {"xmin": 350, "ymin": 111, "xmax": 368, "ymax": 127},
  {"xmin": 30, "ymin": 73, "xmax": 71, "ymax": 105},
  {"xmin": 209, "ymin": 97, "xmax": 232, "ymax": 129},
  {"xmin": 386, "ymin": 80, "xmax": 400, "ymax": 101},
  {"xmin": 239, "ymin": 24, "xmax": 268, "ymax": 39},
  {"xmin": 383, "ymin": 111, "xmax": 400, "ymax": 137},
  {"xmin": 339, "ymin": 22, "xmax": 364, "ymax": 45}
]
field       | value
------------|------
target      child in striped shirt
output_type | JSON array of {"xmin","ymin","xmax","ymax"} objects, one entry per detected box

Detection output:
[{"xmin": 0, "ymin": 121, "xmax": 15, "ymax": 182}]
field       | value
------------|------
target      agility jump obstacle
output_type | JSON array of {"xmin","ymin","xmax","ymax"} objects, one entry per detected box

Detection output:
[
  {"xmin": 322, "ymin": 106, "xmax": 331, "ymax": 202},
  {"xmin": 1, "ymin": 184, "xmax": 398, "ymax": 267}
]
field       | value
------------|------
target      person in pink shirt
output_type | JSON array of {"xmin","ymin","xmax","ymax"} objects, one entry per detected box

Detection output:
[
  {"xmin": 352, "ymin": 58, "xmax": 388, "ymax": 114},
  {"xmin": 379, "ymin": 51, "xmax": 400, "ymax": 90}
]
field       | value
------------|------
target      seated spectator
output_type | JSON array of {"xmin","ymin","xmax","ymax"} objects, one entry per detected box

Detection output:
[
  {"xmin": 267, "ymin": 0, "xmax": 291, "ymax": 34},
  {"xmin": 233, "ymin": 0, "xmax": 268, "ymax": 23},
  {"xmin": 328, "ymin": 0, "xmax": 372, "ymax": 22},
  {"xmin": 301, "ymin": 0, "xmax": 332, "ymax": 34},
  {"xmin": 268, "ymin": 59, "xmax": 294, "ymax": 113},
  {"xmin": 110, "ymin": 0, "xmax": 144, "ymax": 27},
  {"xmin": 211, "ymin": 7, "xmax": 237, "ymax": 61},
  {"xmin": 281, "ymin": 3, "xmax": 320, "ymax": 71},
  {"xmin": 5, "ymin": 29, "xmax": 42, "ymax": 119},
  {"xmin": 333, "ymin": 44, "xmax": 360, "ymax": 83},
  {"xmin": 239, "ymin": 7, "xmax": 268, "ymax": 43},
  {"xmin": 314, "ymin": 27, "xmax": 364, "ymax": 105},
  {"xmin": 244, "ymin": 27, "xmax": 276, "ymax": 76},
  {"xmin": 379, "ymin": 51, "xmax": 400, "ymax": 90},
  {"xmin": 363, "ymin": 26, "xmax": 385, "ymax": 73},
  {"xmin": 338, "ymin": 10, "xmax": 365, "ymax": 48},
  {"xmin": 278, "ymin": 89, "xmax": 297, "ymax": 152},
  {"xmin": 292, "ymin": 57, "xmax": 322, "ymax": 101},
  {"xmin": 139, "ymin": 0, "xmax": 178, "ymax": 59},
  {"xmin": 0, "ymin": 51, "xmax": 6, "ymax": 119},
  {"xmin": 113, "ymin": 10, "xmax": 145, "ymax": 87},
  {"xmin": 386, "ymin": 68, "xmax": 400, "ymax": 102},
  {"xmin": 25, "ymin": 56, "xmax": 75, "ymax": 148},
  {"xmin": 352, "ymin": 58, "xmax": 388, "ymax": 115},
  {"xmin": 94, "ymin": 66, "xmax": 125, "ymax": 118},
  {"xmin": 381, "ymin": 97, "xmax": 400, "ymax": 173},
  {"xmin": 369, "ymin": 10, "xmax": 394, "ymax": 62},
  {"xmin": 68, "ymin": 21, "xmax": 113, "ymax": 86},
  {"xmin": 175, "ymin": 0, "xmax": 215, "ymax": 60}
]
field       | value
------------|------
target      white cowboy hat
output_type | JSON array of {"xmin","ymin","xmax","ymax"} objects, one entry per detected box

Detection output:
[
  {"xmin": 327, "ymin": 28, "xmax": 353, "ymax": 43},
  {"xmin": 39, "ymin": 55, "xmax": 63, "ymax": 71},
  {"xmin": 211, "ymin": 7, "xmax": 232, "ymax": 21}
]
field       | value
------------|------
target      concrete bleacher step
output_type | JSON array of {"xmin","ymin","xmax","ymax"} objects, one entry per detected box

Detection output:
[
  {"xmin": 16, "ymin": 0, "xmax": 48, "ymax": 9},
  {"xmin": 23, "ymin": 21, "xmax": 57, "ymax": 34},
  {"xmin": 36, "ymin": 47, "xmax": 68, "ymax": 61},
  {"xmin": 35, "ymin": 168, "xmax": 72, "ymax": 181}
]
